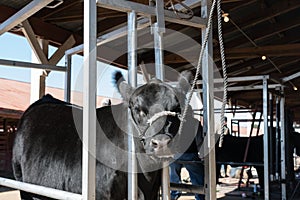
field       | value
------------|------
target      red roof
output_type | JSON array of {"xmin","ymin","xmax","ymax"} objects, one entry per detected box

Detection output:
[{"xmin": 0, "ymin": 78, "xmax": 121, "ymax": 118}]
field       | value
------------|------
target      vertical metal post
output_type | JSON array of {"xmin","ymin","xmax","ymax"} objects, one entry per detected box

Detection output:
[
  {"xmin": 153, "ymin": 0, "xmax": 165, "ymax": 81},
  {"xmin": 202, "ymin": 0, "xmax": 216, "ymax": 199},
  {"xmin": 82, "ymin": 0, "xmax": 97, "ymax": 199},
  {"xmin": 269, "ymin": 93, "xmax": 273, "ymax": 181},
  {"xmin": 64, "ymin": 54, "xmax": 71, "ymax": 102},
  {"xmin": 127, "ymin": 10, "xmax": 138, "ymax": 200},
  {"xmin": 155, "ymin": 0, "xmax": 165, "ymax": 31},
  {"xmin": 263, "ymin": 77, "xmax": 269, "ymax": 200},
  {"xmin": 153, "ymin": 1, "xmax": 169, "ymax": 199},
  {"xmin": 153, "ymin": 24, "xmax": 170, "ymax": 200},
  {"xmin": 153, "ymin": 22, "xmax": 165, "ymax": 80},
  {"xmin": 275, "ymin": 96, "xmax": 280, "ymax": 179},
  {"xmin": 161, "ymin": 162, "xmax": 170, "ymax": 200},
  {"xmin": 280, "ymin": 88, "xmax": 286, "ymax": 200}
]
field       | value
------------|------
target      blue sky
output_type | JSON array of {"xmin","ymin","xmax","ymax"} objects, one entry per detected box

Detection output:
[
  {"xmin": 0, "ymin": 33, "xmax": 31, "ymax": 82},
  {"xmin": 0, "ymin": 32, "xmax": 129, "ymax": 98}
]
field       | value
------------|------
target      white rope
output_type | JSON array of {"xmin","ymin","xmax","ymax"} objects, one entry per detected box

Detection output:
[
  {"xmin": 177, "ymin": 0, "xmax": 228, "ymax": 149},
  {"xmin": 217, "ymin": 0, "xmax": 228, "ymax": 148},
  {"xmin": 178, "ymin": 0, "xmax": 217, "ymax": 136},
  {"xmin": 147, "ymin": 111, "xmax": 178, "ymax": 126}
]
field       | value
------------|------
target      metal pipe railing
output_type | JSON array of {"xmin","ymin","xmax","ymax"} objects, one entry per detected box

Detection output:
[{"xmin": 0, "ymin": 177, "xmax": 82, "ymax": 200}]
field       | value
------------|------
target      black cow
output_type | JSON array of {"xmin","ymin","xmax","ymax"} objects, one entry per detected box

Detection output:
[
  {"xmin": 216, "ymin": 134, "xmax": 264, "ymax": 186},
  {"xmin": 12, "ymin": 71, "xmax": 198, "ymax": 200},
  {"xmin": 216, "ymin": 130, "xmax": 299, "ymax": 190}
]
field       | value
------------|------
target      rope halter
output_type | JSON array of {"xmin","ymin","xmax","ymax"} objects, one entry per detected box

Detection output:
[{"xmin": 130, "ymin": 108, "xmax": 184, "ymax": 141}]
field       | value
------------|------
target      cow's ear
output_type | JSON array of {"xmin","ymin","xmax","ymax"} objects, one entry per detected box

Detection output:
[
  {"xmin": 177, "ymin": 70, "xmax": 192, "ymax": 95},
  {"xmin": 114, "ymin": 71, "xmax": 133, "ymax": 102}
]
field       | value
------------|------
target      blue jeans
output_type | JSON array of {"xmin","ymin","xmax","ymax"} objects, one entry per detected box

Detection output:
[{"xmin": 170, "ymin": 153, "xmax": 205, "ymax": 200}]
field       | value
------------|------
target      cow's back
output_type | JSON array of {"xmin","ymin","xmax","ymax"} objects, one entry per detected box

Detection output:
[
  {"xmin": 13, "ymin": 103, "xmax": 83, "ymax": 193},
  {"xmin": 12, "ymin": 100, "xmax": 129, "ymax": 199},
  {"xmin": 216, "ymin": 135, "xmax": 264, "ymax": 163}
]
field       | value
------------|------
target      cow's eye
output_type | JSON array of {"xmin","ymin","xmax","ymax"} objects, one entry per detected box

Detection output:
[
  {"xmin": 140, "ymin": 138, "xmax": 146, "ymax": 145},
  {"xmin": 139, "ymin": 110, "xmax": 147, "ymax": 118}
]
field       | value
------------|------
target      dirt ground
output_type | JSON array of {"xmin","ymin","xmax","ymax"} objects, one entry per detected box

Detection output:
[
  {"xmin": 175, "ymin": 167, "xmax": 263, "ymax": 200},
  {"xmin": 176, "ymin": 177, "xmax": 261, "ymax": 200},
  {"xmin": 175, "ymin": 167, "xmax": 300, "ymax": 200}
]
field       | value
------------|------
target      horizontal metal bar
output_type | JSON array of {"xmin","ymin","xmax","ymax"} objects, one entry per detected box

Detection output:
[
  {"xmin": 96, "ymin": 0, "xmax": 206, "ymax": 28},
  {"xmin": 208, "ymin": 110, "xmax": 254, "ymax": 114},
  {"xmin": 175, "ymin": 160, "xmax": 264, "ymax": 167},
  {"xmin": 195, "ymin": 108, "xmax": 254, "ymax": 114},
  {"xmin": 216, "ymin": 161, "xmax": 264, "ymax": 166},
  {"xmin": 66, "ymin": 1, "xmax": 201, "ymax": 56},
  {"xmin": 97, "ymin": 18, "xmax": 149, "ymax": 46},
  {"xmin": 196, "ymin": 108, "xmax": 251, "ymax": 111},
  {"xmin": 65, "ymin": 17, "xmax": 150, "ymax": 56},
  {"xmin": 170, "ymin": 183, "xmax": 204, "ymax": 194},
  {"xmin": 195, "ymin": 84, "xmax": 282, "ymax": 92},
  {"xmin": 65, "ymin": 44, "xmax": 84, "ymax": 56},
  {"xmin": 221, "ymin": 84, "xmax": 281, "ymax": 92},
  {"xmin": 174, "ymin": 160, "xmax": 204, "ymax": 165},
  {"xmin": 282, "ymin": 71, "xmax": 300, "ymax": 83},
  {"xmin": 231, "ymin": 119, "xmax": 263, "ymax": 122},
  {"xmin": 0, "ymin": 59, "xmax": 66, "ymax": 72},
  {"xmin": 196, "ymin": 75, "xmax": 270, "ymax": 84},
  {"xmin": 0, "ymin": 0, "xmax": 54, "ymax": 35},
  {"xmin": 0, "ymin": 177, "xmax": 82, "ymax": 200}
]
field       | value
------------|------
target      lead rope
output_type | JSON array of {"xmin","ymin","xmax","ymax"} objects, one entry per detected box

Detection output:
[
  {"xmin": 178, "ymin": 0, "xmax": 228, "ymax": 148},
  {"xmin": 178, "ymin": 0, "xmax": 217, "ymax": 136},
  {"xmin": 217, "ymin": 0, "xmax": 228, "ymax": 148}
]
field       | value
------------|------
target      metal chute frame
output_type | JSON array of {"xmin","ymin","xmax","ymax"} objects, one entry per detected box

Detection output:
[{"xmin": 0, "ymin": 0, "xmax": 213, "ymax": 200}]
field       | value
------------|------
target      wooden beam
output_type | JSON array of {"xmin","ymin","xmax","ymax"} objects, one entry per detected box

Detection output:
[
  {"xmin": 0, "ymin": 5, "xmax": 82, "ymax": 47},
  {"xmin": 223, "ymin": 0, "xmax": 300, "ymax": 39},
  {"xmin": 215, "ymin": 43, "xmax": 300, "ymax": 60},
  {"xmin": 49, "ymin": 35, "xmax": 76, "ymax": 65},
  {"xmin": 255, "ymin": 58, "xmax": 300, "ymax": 75},
  {"xmin": 225, "ymin": 16, "xmax": 300, "ymax": 48},
  {"xmin": 41, "ymin": 0, "xmax": 83, "ymax": 20},
  {"xmin": 22, "ymin": 20, "xmax": 49, "ymax": 64},
  {"xmin": 0, "ymin": 0, "xmax": 54, "ymax": 35},
  {"xmin": 155, "ymin": 43, "xmax": 300, "ymax": 65},
  {"xmin": 222, "ymin": 0, "xmax": 248, "ymax": 3},
  {"xmin": 253, "ymin": 19, "xmax": 300, "ymax": 43},
  {"xmin": 226, "ymin": 0, "xmax": 257, "ymax": 13},
  {"xmin": 96, "ymin": 0, "xmax": 206, "ymax": 28},
  {"xmin": 0, "ymin": 108, "xmax": 23, "ymax": 119}
]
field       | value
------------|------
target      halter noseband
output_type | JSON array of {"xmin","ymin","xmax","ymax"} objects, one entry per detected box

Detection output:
[{"xmin": 129, "ymin": 108, "xmax": 183, "ymax": 141}]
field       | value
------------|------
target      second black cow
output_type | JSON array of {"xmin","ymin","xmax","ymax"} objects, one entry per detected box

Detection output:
[{"xmin": 216, "ymin": 134, "xmax": 264, "ymax": 186}]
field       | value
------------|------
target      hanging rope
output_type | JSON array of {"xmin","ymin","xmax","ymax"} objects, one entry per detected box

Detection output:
[
  {"xmin": 178, "ymin": 0, "xmax": 228, "ymax": 150},
  {"xmin": 178, "ymin": 0, "xmax": 217, "ymax": 136},
  {"xmin": 217, "ymin": 0, "xmax": 228, "ymax": 148}
]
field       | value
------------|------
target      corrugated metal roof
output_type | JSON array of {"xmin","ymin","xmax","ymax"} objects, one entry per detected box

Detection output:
[{"xmin": 0, "ymin": 78, "xmax": 121, "ymax": 112}]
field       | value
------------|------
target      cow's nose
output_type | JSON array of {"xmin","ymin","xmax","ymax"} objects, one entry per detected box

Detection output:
[{"xmin": 150, "ymin": 137, "xmax": 171, "ymax": 151}]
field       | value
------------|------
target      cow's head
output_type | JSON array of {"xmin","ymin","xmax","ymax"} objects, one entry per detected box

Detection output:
[{"xmin": 114, "ymin": 71, "xmax": 192, "ymax": 159}]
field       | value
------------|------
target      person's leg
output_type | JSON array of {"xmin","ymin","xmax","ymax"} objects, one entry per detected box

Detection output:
[
  {"xmin": 183, "ymin": 154, "xmax": 205, "ymax": 200},
  {"xmin": 224, "ymin": 164, "xmax": 229, "ymax": 177},
  {"xmin": 169, "ymin": 162, "xmax": 183, "ymax": 200}
]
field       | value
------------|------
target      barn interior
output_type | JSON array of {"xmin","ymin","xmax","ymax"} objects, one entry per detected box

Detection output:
[{"xmin": 0, "ymin": 0, "xmax": 300, "ymax": 199}]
